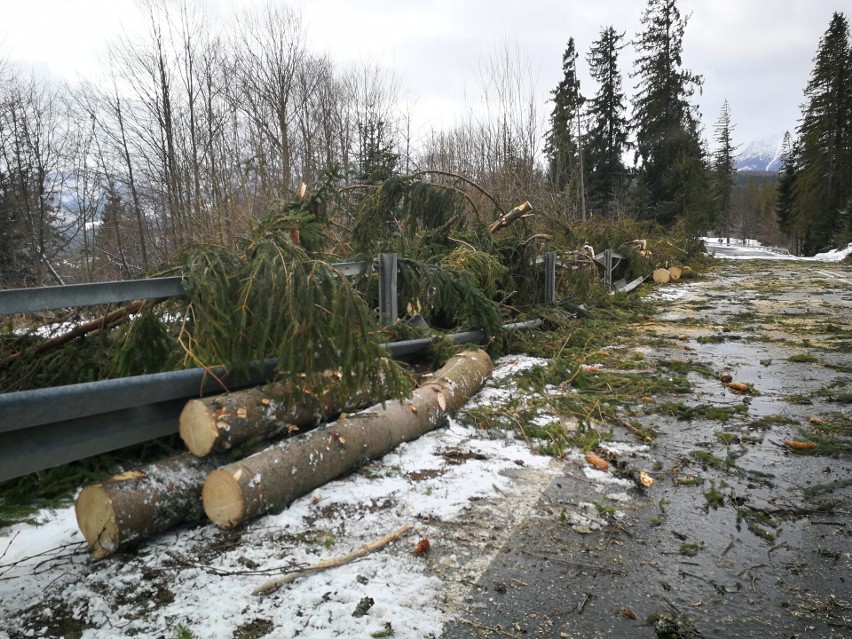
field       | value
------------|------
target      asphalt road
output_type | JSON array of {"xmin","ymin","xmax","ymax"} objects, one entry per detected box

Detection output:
[{"xmin": 441, "ymin": 258, "xmax": 852, "ymax": 639}]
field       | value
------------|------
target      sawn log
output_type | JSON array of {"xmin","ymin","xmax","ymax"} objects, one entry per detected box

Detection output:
[
  {"xmin": 202, "ymin": 349, "xmax": 493, "ymax": 529},
  {"xmin": 180, "ymin": 374, "xmax": 380, "ymax": 457},
  {"xmin": 75, "ymin": 453, "xmax": 223, "ymax": 560}
]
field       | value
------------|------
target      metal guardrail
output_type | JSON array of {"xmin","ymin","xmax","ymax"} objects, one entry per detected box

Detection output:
[
  {"xmin": 0, "ymin": 249, "xmax": 614, "ymax": 481},
  {"xmin": 0, "ymin": 262, "xmax": 372, "ymax": 316},
  {"xmin": 0, "ymin": 277, "xmax": 186, "ymax": 316},
  {"xmin": 0, "ymin": 320, "xmax": 542, "ymax": 482}
]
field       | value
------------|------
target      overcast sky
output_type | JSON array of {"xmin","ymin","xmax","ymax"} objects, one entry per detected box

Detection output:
[{"xmin": 1, "ymin": 0, "xmax": 843, "ymax": 149}]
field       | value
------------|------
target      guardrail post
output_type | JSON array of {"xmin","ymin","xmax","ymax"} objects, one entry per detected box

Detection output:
[
  {"xmin": 604, "ymin": 248, "xmax": 613, "ymax": 288},
  {"xmin": 378, "ymin": 253, "xmax": 398, "ymax": 325},
  {"xmin": 544, "ymin": 251, "xmax": 556, "ymax": 304}
]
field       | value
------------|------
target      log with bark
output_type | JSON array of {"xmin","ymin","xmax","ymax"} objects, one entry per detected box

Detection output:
[
  {"xmin": 202, "ymin": 349, "xmax": 493, "ymax": 529},
  {"xmin": 75, "ymin": 453, "xmax": 224, "ymax": 560},
  {"xmin": 179, "ymin": 374, "xmax": 381, "ymax": 457}
]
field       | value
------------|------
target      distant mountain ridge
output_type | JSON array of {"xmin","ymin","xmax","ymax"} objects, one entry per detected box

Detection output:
[{"xmin": 736, "ymin": 133, "xmax": 785, "ymax": 173}]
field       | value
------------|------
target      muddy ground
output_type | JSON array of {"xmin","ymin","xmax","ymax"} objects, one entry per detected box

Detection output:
[{"xmin": 441, "ymin": 258, "xmax": 851, "ymax": 639}]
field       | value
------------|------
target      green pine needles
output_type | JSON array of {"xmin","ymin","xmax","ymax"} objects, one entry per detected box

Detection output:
[{"xmin": 181, "ymin": 208, "xmax": 410, "ymax": 403}]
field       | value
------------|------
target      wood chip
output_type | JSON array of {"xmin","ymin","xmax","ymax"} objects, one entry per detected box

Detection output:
[
  {"xmin": 436, "ymin": 392, "xmax": 447, "ymax": 411},
  {"xmin": 726, "ymin": 381, "xmax": 751, "ymax": 393},
  {"xmin": 783, "ymin": 440, "xmax": 817, "ymax": 450},
  {"xmin": 585, "ymin": 453, "xmax": 609, "ymax": 472}
]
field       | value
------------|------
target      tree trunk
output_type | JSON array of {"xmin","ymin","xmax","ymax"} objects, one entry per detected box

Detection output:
[
  {"xmin": 75, "ymin": 453, "xmax": 224, "ymax": 560},
  {"xmin": 179, "ymin": 375, "xmax": 381, "ymax": 457},
  {"xmin": 202, "ymin": 349, "xmax": 493, "ymax": 529},
  {"xmin": 488, "ymin": 201, "xmax": 532, "ymax": 233}
]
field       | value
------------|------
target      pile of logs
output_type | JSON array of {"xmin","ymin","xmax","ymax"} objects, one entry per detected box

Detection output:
[
  {"xmin": 652, "ymin": 265, "xmax": 688, "ymax": 284},
  {"xmin": 75, "ymin": 349, "xmax": 493, "ymax": 559}
]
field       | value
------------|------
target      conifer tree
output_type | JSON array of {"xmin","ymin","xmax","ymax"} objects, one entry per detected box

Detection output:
[
  {"xmin": 545, "ymin": 38, "xmax": 584, "ymax": 194},
  {"xmin": 584, "ymin": 26, "xmax": 629, "ymax": 216},
  {"xmin": 631, "ymin": 0, "xmax": 708, "ymax": 226},
  {"xmin": 792, "ymin": 11, "xmax": 852, "ymax": 254},
  {"xmin": 712, "ymin": 100, "xmax": 738, "ymax": 243},
  {"xmin": 775, "ymin": 132, "xmax": 799, "ymax": 251},
  {"xmin": 355, "ymin": 116, "xmax": 399, "ymax": 183}
]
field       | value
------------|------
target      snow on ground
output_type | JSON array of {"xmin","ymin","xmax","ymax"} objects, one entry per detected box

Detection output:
[
  {"xmin": 0, "ymin": 355, "xmax": 563, "ymax": 639},
  {"xmin": 702, "ymin": 237, "xmax": 852, "ymax": 262}
]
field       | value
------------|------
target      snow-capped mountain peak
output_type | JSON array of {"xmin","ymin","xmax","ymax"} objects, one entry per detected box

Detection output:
[{"xmin": 736, "ymin": 133, "xmax": 785, "ymax": 172}]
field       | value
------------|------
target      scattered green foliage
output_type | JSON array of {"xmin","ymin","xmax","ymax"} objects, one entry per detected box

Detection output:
[
  {"xmin": 593, "ymin": 499, "xmax": 616, "ymax": 517},
  {"xmin": 371, "ymin": 623, "xmax": 396, "ymax": 638},
  {"xmin": 737, "ymin": 507, "xmax": 778, "ymax": 543},
  {"xmin": 322, "ymin": 531, "xmax": 337, "ymax": 549},
  {"xmin": 787, "ymin": 353, "xmax": 820, "ymax": 363},
  {"xmin": 703, "ymin": 481, "xmax": 725, "ymax": 509},
  {"xmin": 657, "ymin": 402, "xmax": 746, "ymax": 422},
  {"xmin": 673, "ymin": 475, "xmax": 704, "ymax": 486},
  {"xmin": 173, "ymin": 625, "xmax": 197, "ymax": 639},
  {"xmin": 691, "ymin": 450, "xmax": 735, "ymax": 469},
  {"xmin": 803, "ymin": 478, "xmax": 852, "ymax": 498}
]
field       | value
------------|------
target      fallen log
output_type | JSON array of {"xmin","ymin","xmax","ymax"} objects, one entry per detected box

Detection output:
[
  {"xmin": 202, "ymin": 349, "xmax": 493, "ymax": 529},
  {"xmin": 179, "ymin": 375, "xmax": 380, "ymax": 457},
  {"xmin": 75, "ymin": 453, "xmax": 224, "ymax": 560}
]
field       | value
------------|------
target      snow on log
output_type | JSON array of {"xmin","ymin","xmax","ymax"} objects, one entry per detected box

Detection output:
[
  {"xmin": 75, "ymin": 453, "xmax": 224, "ymax": 560},
  {"xmin": 180, "ymin": 376, "xmax": 379, "ymax": 457},
  {"xmin": 202, "ymin": 349, "xmax": 493, "ymax": 529}
]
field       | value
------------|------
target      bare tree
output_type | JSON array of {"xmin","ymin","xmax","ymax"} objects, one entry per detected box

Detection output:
[
  {"xmin": 0, "ymin": 69, "xmax": 69, "ymax": 286},
  {"xmin": 233, "ymin": 2, "xmax": 307, "ymax": 199}
]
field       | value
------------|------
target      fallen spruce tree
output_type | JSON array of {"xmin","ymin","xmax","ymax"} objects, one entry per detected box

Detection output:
[
  {"xmin": 74, "ymin": 349, "xmax": 491, "ymax": 557},
  {"xmin": 202, "ymin": 348, "xmax": 493, "ymax": 528}
]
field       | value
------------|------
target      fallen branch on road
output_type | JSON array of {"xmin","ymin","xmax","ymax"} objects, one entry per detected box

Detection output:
[{"xmin": 252, "ymin": 523, "xmax": 413, "ymax": 595}]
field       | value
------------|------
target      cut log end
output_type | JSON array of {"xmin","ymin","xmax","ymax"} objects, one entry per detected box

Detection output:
[
  {"xmin": 652, "ymin": 268, "xmax": 671, "ymax": 284},
  {"xmin": 203, "ymin": 468, "xmax": 247, "ymax": 528},
  {"xmin": 180, "ymin": 399, "xmax": 220, "ymax": 457},
  {"xmin": 75, "ymin": 484, "xmax": 119, "ymax": 559}
]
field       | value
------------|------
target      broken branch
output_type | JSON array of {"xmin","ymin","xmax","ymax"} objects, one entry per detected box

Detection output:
[{"xmin": 252, "ymin": 523, "xmax": 413, "ymax": 595}]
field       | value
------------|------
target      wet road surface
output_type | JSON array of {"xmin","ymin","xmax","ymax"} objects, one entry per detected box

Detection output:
[{"xmin": 442, "ymin": 259, "xmax": 852, "ymax": 639}]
